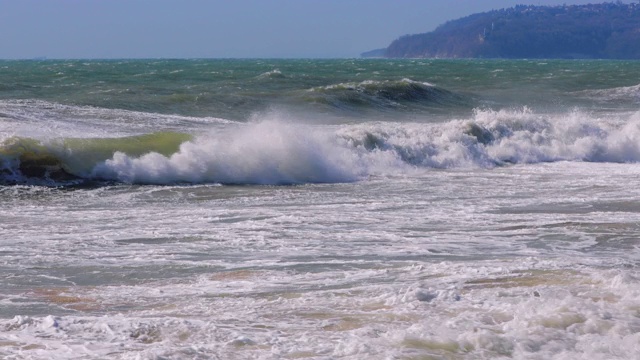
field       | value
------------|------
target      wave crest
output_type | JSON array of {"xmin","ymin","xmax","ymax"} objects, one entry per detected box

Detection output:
[{"xmin": 256, "ymin": 69, "xmax": 286, "ymax": 80}]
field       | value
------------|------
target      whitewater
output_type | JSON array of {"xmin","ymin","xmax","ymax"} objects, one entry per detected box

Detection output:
[{"xmin": 1, "ymin": 59, "xmax": 640, "ymax": 359}]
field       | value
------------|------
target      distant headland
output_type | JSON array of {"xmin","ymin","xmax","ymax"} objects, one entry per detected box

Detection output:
[{"xmin": 363, "ymin": 2, "xmax": 640, "ymax": 59}]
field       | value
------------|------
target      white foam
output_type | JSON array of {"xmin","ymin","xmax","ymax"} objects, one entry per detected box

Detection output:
[
  {"xmin": 2, "ymin": 260, "xmax": 639, "ymax": 359},
  {"xmin": 340, "ymin": 107, "xmax": 640, "ymax": 168},
  {"xmin": 475, "ymin": 107, "xmax": 640, "ymax": 163}
]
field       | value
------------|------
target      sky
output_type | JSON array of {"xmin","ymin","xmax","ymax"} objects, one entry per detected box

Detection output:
[{"xmin": 0, "ymin": 0, "xmax": 632, "ymax": 59}]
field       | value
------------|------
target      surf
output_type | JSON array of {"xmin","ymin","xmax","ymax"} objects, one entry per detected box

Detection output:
[
  {"xmin": 84, "ymin": 108, "xmax": 640, "ymax": 185},
  {"xmin": 4, "ymin": 106, "xmax": 640, "ymax": 187}
]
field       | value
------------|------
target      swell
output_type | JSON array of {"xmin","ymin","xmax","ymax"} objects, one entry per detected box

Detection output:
[
  {"xmin": 576, "ymin": 83, "xmax": 640, "ymax": 103},
  {"xmin": 302, "ymin": 79, "xmax": 471, "ymax": 111}
]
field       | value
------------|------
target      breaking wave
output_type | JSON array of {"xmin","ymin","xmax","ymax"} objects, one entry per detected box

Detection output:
[
  {"xmin": 338, "ymin": 107, "xmax": 640, "ymax": 169},
  {"xmin": 3, "ymin": 108, "xmax": 640, "ymax": 186}
]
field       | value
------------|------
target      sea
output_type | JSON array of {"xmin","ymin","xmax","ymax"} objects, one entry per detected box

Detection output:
[{"xmin": 1, "ymin": 59, "xmax": 640, "ymax": 359}]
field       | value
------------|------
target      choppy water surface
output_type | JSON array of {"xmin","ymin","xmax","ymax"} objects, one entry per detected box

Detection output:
[{"xmin": 1, "ymin": 59, "xmax": 640, "ymax": 359}]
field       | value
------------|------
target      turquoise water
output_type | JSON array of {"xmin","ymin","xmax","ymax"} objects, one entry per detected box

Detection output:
[
  {"xmin": 1, "ymin": 59, "xmax": 640, "ymax": 359},
  {"xmin": 2, "ymin": 59, "xmax": 639, "ymax": 119}
]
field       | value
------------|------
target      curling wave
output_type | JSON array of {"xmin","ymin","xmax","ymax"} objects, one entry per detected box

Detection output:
[{"xmin": 0, "ymin": 132, "xmax": 191, "ymax": 185}]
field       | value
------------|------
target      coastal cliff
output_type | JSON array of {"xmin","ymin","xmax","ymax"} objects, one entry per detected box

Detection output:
[{"xmin": 366, "ymin": 3, "xmax": 640, "ymax": 59}]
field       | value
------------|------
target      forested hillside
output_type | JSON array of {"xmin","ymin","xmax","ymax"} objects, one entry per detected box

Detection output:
[{"xmin": 376, "ymin": 3, "xmax": 640, "ymax": 59}]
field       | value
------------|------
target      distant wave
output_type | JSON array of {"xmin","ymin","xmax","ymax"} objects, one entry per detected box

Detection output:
[
  {"xmin": 256, "ymin": 69, "xmax": 286, "ymax": 80},
  {"xmin": 4, "ymin": 108, "xmax": 640, "ymax": 186},
  {"xmin": 577, "ymin": 84, "xmax": 640, "ymax": 102},
  {"xmin": 303, "ymin": 79, "xmax": 470, "ymax": 110}
]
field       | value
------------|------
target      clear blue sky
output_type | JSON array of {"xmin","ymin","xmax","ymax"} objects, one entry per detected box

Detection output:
[{"xmin": 0, "ymin": 0, "xmax": 630, "ymax": 59}]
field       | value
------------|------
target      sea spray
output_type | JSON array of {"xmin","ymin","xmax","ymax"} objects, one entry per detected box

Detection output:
[{"xmin": 91, "ymin": 120, "xmax": 366, "ymax": 185}]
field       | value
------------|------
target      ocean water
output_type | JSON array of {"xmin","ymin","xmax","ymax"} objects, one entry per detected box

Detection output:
[{"xmin": 1, "ymin": 59, "xmax": 640, "ymax": 359}]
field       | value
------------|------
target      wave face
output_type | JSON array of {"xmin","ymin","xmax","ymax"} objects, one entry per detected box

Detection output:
[
  {"xmin": 0, "ymin": 132, "xmax": 191, "ymax": 185},
  {"xmin": 303, "ymin": 79, "xmax": 470, "ymax": 111},
  {"xmin": 5, "ymin": 108, "xmax": 640, "ymax": 186}
]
